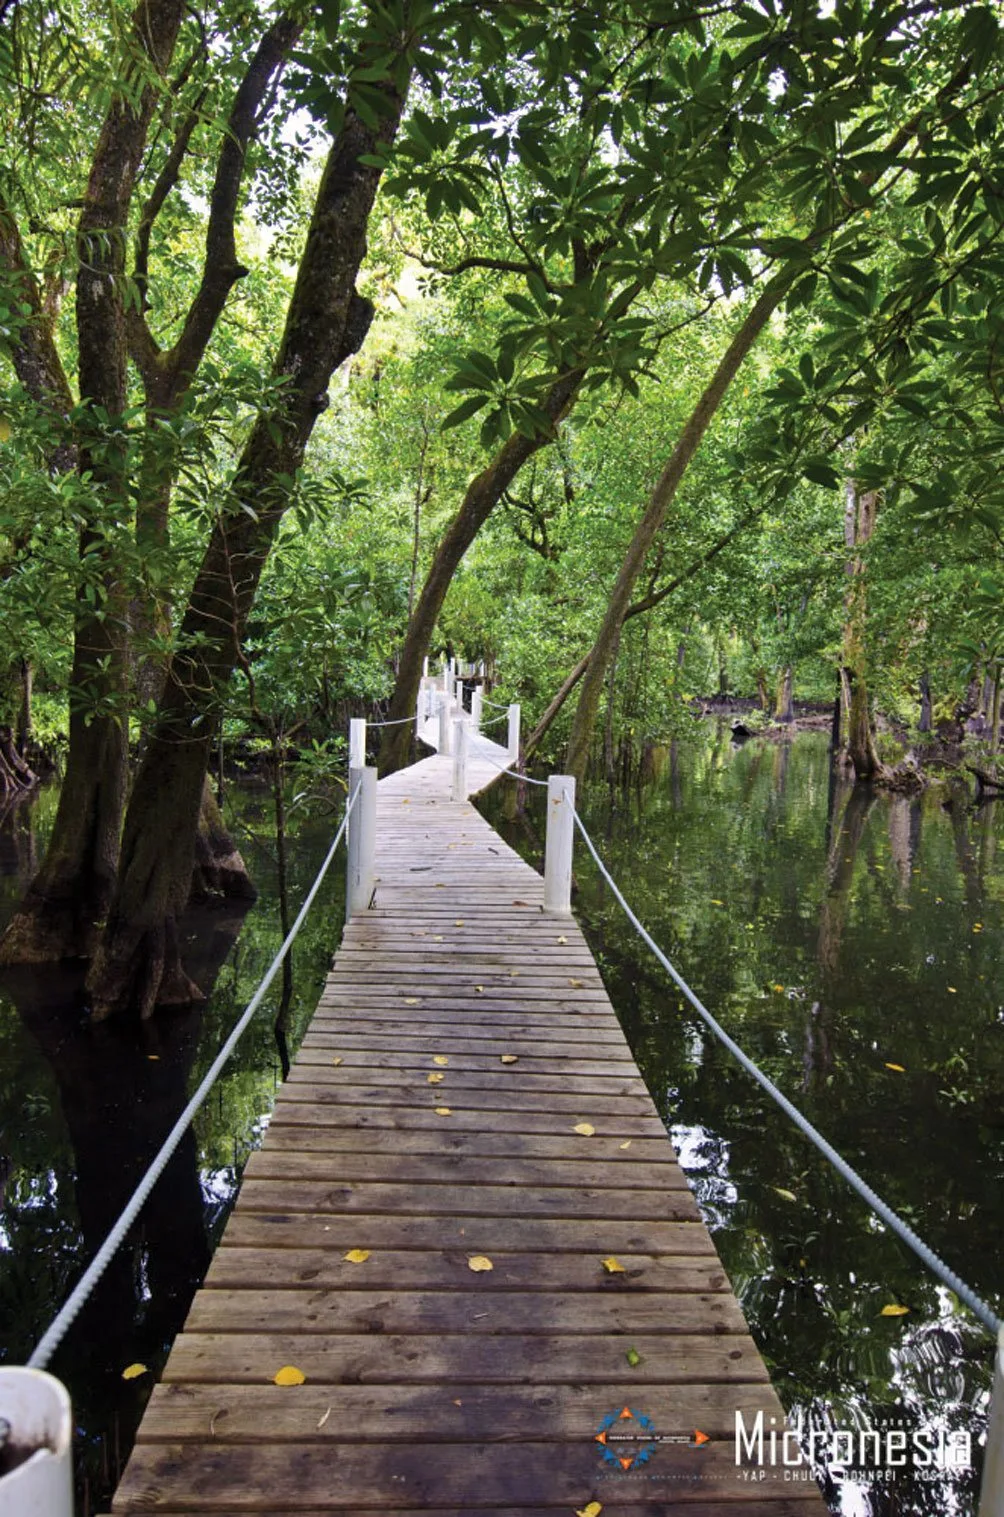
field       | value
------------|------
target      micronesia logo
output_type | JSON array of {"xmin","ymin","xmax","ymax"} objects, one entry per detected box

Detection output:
[{"xmin": 595, "ymin": 1406, "xmax": 711, "ymax": 1470}]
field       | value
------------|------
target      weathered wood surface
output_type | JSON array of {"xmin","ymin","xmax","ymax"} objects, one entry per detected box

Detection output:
[{"xmin": 112, "ymin": 733, "xmax": 826, "ymax": 1513}]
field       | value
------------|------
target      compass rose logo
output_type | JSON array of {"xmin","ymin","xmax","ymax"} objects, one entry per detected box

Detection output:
[{"xmin": 594, "ymin": 1407, "xmax": 711, "ymax": 1471}]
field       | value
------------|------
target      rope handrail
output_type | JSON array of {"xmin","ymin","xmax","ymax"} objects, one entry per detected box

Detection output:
[
  {"xmin": 467, "ymin": 734, "xmax": 550, "ymax": 786},
  {"xmin": 477, "ymin": 710, "xmax": 509, "ymax": 729},
  {"xmin": 481, "ymin": 697, "xmax": 512, "ymax": 711},
  {"xmin": 565, "ymin": 794, "xmax": 1002, "ymax": 1339},
  {"xmin": 27, "ymin": 784, "xmax": 361, "ymax": 1372},
  {"xmin": 366, "ymin": 713, "xmax": 416, "ymax": 728}
]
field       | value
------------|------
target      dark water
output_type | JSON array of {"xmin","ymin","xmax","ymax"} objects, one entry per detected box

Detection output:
[
  {"xmin": 0, "ymin": 780, "xmax": 345, "ymax": 1515},
  {"xmin": 482, "ymin": 728, "xmax": 1003, "ymax": 1517}
]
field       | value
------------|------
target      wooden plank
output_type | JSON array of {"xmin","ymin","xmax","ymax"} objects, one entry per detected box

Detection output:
[
  {"xmin": 162, "ymin": 1331, "xmax": 771, "ymax": 1385},
  {"xmin": 203, "ymin": 1250, "xmax": 731, "ymax": 1295},
  {"xmin": 274, "ymin": 1081, "xmax": 657, "ymax": 1116},
  {"xmin": 234, "ymin": 1177, "xmax": 703, "ymax": 1223},
  {"xmin": 244, "ymin": 1150, "xmax": 689, "ymax": 1190},
  {"xmin": 134, "ymin": 1379, "xmax": 783, "ymax": 1443},
  {"xmin": 267, "ymin": 1104, "xmax": 671, "ymax": 1137},
  {"xmin": 112, "ymin": 1439, "xmax": 817, "ymax": 1511},
  {"xmin": 220, "ymin": 1214, "xmax": 718, "ymax": 1255},
  {"xmin": 284, "ymin": 1066, "xmax": 651, "ymax": 1098},
  {"xmin": 258, "ymin": 1127, "xmax": 676, "ymax": 1165},
  {"xmin": 184, "ymin": 1287, "xmax": 747, "ymax": 1337}
]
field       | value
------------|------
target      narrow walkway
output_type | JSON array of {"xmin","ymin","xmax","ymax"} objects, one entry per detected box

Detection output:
[{"xmin": 111, "ymin": 734, "xmax": 826, "ymax": 1513}]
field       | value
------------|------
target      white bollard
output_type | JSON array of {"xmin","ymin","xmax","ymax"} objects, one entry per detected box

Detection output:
[
  {"xmin": 438, "ymin": 693, "xmax": 452, "ymax": 755},
  {"xmin": 345, "ymin": 766, "xmax": 377, "ymax": 921},
  {"xmin": 348, "ymin": 717, "xmax": 366, "ymax": 771},
  {"xmin": 544, "ymin": 775, "xmax": 576, "ymax": 915},
  {"xmin": 454, "ymin": 676, "xmax": 464, "ymax": 709},
  {"xmin": 415, "ymin": 680, "xmax": 425, "ymax": 735},
  {"xmin": 452, "ymin": 718, "xmax": 468, "ymax": 801},
  {"xmin": 507, "ymin": 702, "xmax": 521, "ymax": 760},
  {"xmin": 422, "ymin": 655, "xmax": 429, "ymax": 678},
  {"xmin": 471, "ymin": 685, "xmax": 483, "ymax": 732},
  {"xmin": 979, "ymin": 1327, "xmax": 1004, "ymax": 1517},
  {"xmin": 0, "ymin": 1367, "xmax": 73, "ymax": 1517}
]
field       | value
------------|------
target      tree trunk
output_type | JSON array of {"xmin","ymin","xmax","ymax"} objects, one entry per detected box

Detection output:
[
  {"xmin": 565, "ymin": 268, "xmax": 794, "ymax": 782},
  {"xmin": 774, "ymin": 666, "xmax": 794, "ymax": 723},
  {"xmin": 918, "ymin": 669, "xmax": 932, "ymax": 733},
  {"xmin": 841, "ymin": 480, "xmax": 883, "ymax": 780},
  {"xmin": 0, "ymin": 0, "xmax": 186, "ymax": 965},
  {"xmin": 376, "ymin": 368, "xmax": 584, "ymax": 776},
  {"xmin": 85, "ymin": 76, "xmax": 408, "ymax": 1021},
  {"xmin": 16, "ymin": 658, "xmax": 32, "ymax": 754},
  {"xmin": 991, "ymin": 662, "xmax": 1002, "ymax": 757},
  {"xmin": 190, "ymin": 778, "xmax": 257, "ymax": 901}
]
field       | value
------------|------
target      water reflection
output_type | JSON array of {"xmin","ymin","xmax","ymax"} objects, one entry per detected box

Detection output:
[
  {"xmin": 481, "ymin": 726, "xmax": 1003, "ymax": 1516},
  {"xmin": 0, "ymin": 782, "xmax": 343, "ymax": 1514}
]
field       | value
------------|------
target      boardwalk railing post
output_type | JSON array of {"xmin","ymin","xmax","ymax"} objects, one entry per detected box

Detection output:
[
  {"xmin": 452, "ymin": 718, "xmax": 468, "ymax": 802},
  {"xmin": 438, "ymin": 693, "xmax": 452, "ymax": 755},
  {"xmin": 471, "ymin": 684, "xmax": 483, "ymax": 732},
  {"xmin": 507, "ymin": 702, "xmax": 521, "ymax": 760},
  {"xmin": 544, "ymin": 775, "xmax": 575, "ymax": 914},
  {"xmin": 349, "ymin": 717, "xmax": 366, "ymax": 771},
  {"xmin": 979, "ymin": 1327, "xmax": 1004, "ymax": 1517},
  {"xmin": 345, "ymin": 765, "xmax": 377, "ymax": 921},
  {"xmin": 455, "ymin": 676, "xmax": 465, "ymax": 711},
  {"xmin": 415, "ymin": 680, "xmax": 425, "ymax": 735},
  {"xmin": 422, "ymin": 655, "xmax": 429, "ymax": 678},
  {"xmin": 0, "ymin": 1367, "xmax": 73, "ymax": 1516}
]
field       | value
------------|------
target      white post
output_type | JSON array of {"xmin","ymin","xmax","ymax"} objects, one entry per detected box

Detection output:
[
  {"xmin": 438, "ymin": 693, "xmax": 452, "ymax": 755},
  {"xmin": 507, "ymin": 702, "xmax": 521, "ymax": 760},
  {"xmin": 415, "ymin": 679, "xmax": 425, "ymax": 735},
  {"xmin": 544, "ymin": 775, "xmax": 575, "ymax": 915},
  {"xmin": 0, "ymin": 1367, "xmax": 73, "ymax": 1517},
  {"xmin": 454, "ymin": 676, "xmax": 464, "ymax": 709},
  {"xmin": 348, "ymin": 717, "xmax": 366, "ymax": 771},
  {"xmin": 979, "ymin": 1328, "xmax": 1004, "ymax": 1517},
  {"xmin": 452, "ymin": 718, "xmax": 468, "ymax": 801},
  {"xmin": 471, "ymin": 685, "xmax": 483, "ymax": 732},
  {"xmin": 422, "ymin": 655, "xmax": 429, "ymax": 678},
  {"xmin": 345, "ymin": 766, "xmax": 377, "ymax": 921}
]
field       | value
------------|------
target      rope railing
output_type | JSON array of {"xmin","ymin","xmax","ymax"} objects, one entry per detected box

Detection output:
[
  {"xmin": 366, "ymin": 712, "xmax": 416, "ymax": 728},
  {"xmin": 558, "ymin": 789, "xmax": 1001, "ymax": 1339},
  {"xmin": 466, "ymin": 732, "xmax": 550, "ymax": 785},
  {"xmin": 28, "ymin": 783, "xmax": 361, "ymax": 1372}
]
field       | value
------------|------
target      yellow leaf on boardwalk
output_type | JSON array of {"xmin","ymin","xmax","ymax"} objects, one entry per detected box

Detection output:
[
  {"xmin": 455, "ymin": 919, "xmax": 465, "ymax": 926},
  {"xmin": 467, "ymin": 1255, "xmax": 494, "ymax": 1272},
  {"xmin": 573, "ymin": 1122, "xmax": 595, "ymax": 1137},
  {"xmin": 435, "ymin": 1106, "xmax": 452, "ymax": 1116},
  {"xmin": 601, "ymin": 1257, "xmax": 626, "ymax": 1274},
  {"xmin": 500, "ymin": 1054, "xmax": 518, "ymax": 1065},
  {"xmin": 619, "ymin": 1141, "xmax": 632, "ymax": 1149},
  {"xmin": 273, "ymin": 1365, "xmax": 306, "ymax": 1386},
  {"xmin": 427, "ymin": 1072, "xmax": 444, "ymax": 1084},
  {"xmin": 121, "ymin": 1363, "xmax": 147, "ymax": 1380},
  {"xmin": 433, "ymin": 1055, "xmax": 449, "ymax": 1066},
  {"xmin": 331, "ymin": 1056, "xmax": 343, "ymax": 1066},
  {"xmin": 576, "ymin": 1503, "xmax": 602, "ymax": 1517},
  {"xmin": 475, "ymin": 984, "xmax": 484, "ymax": 992},
  {"xmin": 343, "ymin": 1249, "xmax": 370, "ymax": 1264},
  {"xmin": 881, "ymin": 1304, "xmax": 909, "ymax": 1317},
  {"xmin": 556, "ymin": 935, "xmax": 568, "ymax": 944},
  {"xmin": 404, "ymin": 997, "xmax": 419, "ymax": 1005},
  {"xmin": 569, "ymin": 978, "xmax": 584, "ymax": 988}
]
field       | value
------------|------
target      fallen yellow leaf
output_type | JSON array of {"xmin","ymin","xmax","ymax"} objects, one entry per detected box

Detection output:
[
  {"xmin": 404, "ymin": 997, "xmax": 419, "ymax": 1005},
  {"xmin": 273, "ymin": 1365, "xmax": 306, "ymax": 1386},
  {"xmin": 573, "ymin": 1122, "xmax": 595, "ymax": 1137},
  {"xmin": 435, "ymin": 1106, "xmax": 452, "ymax": 1116},
  {"xmin": 500, "ymin": 1054, "xmax": 518, "ymax": 1065},
  {"xmin": 881, "ymin": 1303, "xmax": 909, "ymax": 1317},
  {"xmin": 147, "ymin": 1054, "xmax": 159, "ymax": 1061},
  {"xmin": 434, "ymin": 934, "xmax": 444, "ymax": 941},
  {"xmin": 332, "ymin": 1056, "xmax": 343, "ymax": 1066},
  {"xmin": 343, "ymin": 1248, "xmax": 370, "ymax": 1264},
  {"xmin": 455, "ymin": 919, "xmax": 465, "ymax": 926},
  {"xmin": 475, "ymin": 984, "xmax": 484, "ymax": 992},
  {"xmin": 710, "ymin": 899, "xmax": 725, "ymax": 906},
  {"xmin": 619, "ymin": 1140, "xmax": 632, "ymax": 1149},
  {"xmin": 427, "ymin": 1072, "xmax": 445, "ymax": 1084},
  {"xmin": 773, "ymin": 1187, "xmax": 797, "ymax": 1202},
  {"xmin": 569, "ymin": 978, "xmax": 584, "ymax": 988},
  {"xmin": 947, "ymin": 986, "xmax": 957, "ymax": 993},
  {"xmin": 601, "ymin": 1257, "xmax": 626, "ymax": 1274},
  {"xmin": 467, "ymin": 1255, "xmax": 494, "ymax": 1272},
  {"xmin": 576, "ymin": 1504, "xmax": 603, "ymax": 1517},
  {"xmin": 556, "ymin": 935, "xmax": 568, "ymax": 944},
  {"xmin": 884, "ymin": 1062, "xmax": 905, "ymax": 1072},
  {"xmin": 433, "ymin": 1055, "xmax": 449, "ymax": 1066},
  {"xmin": 121, "ymin": 1363, "xmax": 147, "ymax": 1380}
]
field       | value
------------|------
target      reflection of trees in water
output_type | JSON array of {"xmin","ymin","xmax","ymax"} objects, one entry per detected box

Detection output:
[
  {"xmin": 817, "ymin": 781, "xmax": 875, "ymax": 978},
  {"xmin": 0, "ymin": 897, "xmax": 250, "ymax": 1513}
]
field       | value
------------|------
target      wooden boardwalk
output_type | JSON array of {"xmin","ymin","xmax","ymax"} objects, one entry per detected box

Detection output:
[{"xmin": 110, "ymin": 728, "xmax": 826, "ymax": 1514}]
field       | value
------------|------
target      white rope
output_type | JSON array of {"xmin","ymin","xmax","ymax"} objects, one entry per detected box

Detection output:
[
  {"xmin": 28, "ymin": 784, "xmax": 361, "ymax": 1371},
  {"xmin": 567, "ymin": 797, "xmax": 1002, "ymax": 1339},
  {"xmin": 366, "ymin": 713, "xmax": 416, "ymax": 727},
  {"xmin": 481, "ymin": 697, "xmax": 512, "ymax": 710},
  {"xmin": 478, "ymin": 710, "xmax": 509, "ymax": 728},
  {"xmin": 467, "ymin": 735, "xmax": 550, "ymax": 786}
]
